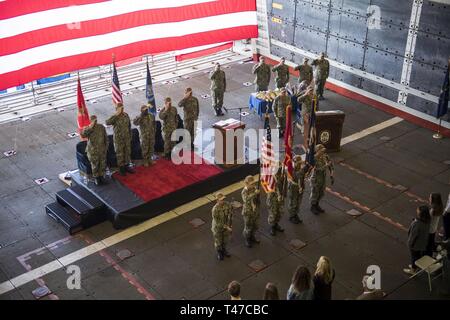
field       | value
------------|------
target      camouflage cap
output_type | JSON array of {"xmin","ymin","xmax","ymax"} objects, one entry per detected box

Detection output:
[
  {"xmin": 293, "ymin": 155, "xmax": 303, "ymax": 163},
  {"xmin": 244, "ymin": 175, "xmax": 255, "ymax": 185},
  {"xmin": 215, "ymin": 192, "xmax": 226, "ymax": 201},
  {"xmin": 90, "ymin": 115, "xmax": 97, "ymax": 121},
  {"xmin": 315, "ymin": 144, "xmax": 326, "ymax": 154}
]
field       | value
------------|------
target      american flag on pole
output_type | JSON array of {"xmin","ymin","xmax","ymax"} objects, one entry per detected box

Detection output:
[
  {"xmin": 112, "ymin": 62, "xmax": 123, "ymax": 105},
  {"xmin": 261, "ymin": 114, "xmax": 276, "ymax": 193},
  {"xmin": 306, "ymin": 96, "xmax": 318, "ymax": 166},
  {"xmin": 283, "ymin": 104, "xmax": 294, "ymax": 182},
  {"xmin": 0, "ymin": 0, "xmax": 258, "ymax": 91}
]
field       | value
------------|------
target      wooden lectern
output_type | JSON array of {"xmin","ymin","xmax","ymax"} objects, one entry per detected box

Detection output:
[{"xmin": 212, "ymin": 118, "xmax": 246, "ymax": 167}]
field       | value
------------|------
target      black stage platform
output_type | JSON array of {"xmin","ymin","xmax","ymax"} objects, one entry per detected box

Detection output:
[{"xmin": 64, "ymin": 162, "xmax": 258, "ymax": 230}]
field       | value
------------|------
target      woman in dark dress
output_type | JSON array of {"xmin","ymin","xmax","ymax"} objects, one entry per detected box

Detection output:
[
  {"xmin": 313, "ymin": 256, "xmax": 335, "ymax": 300},
  {"xmin": 403, "ymin": 205, "xmax": 431, "ymax": 275}
]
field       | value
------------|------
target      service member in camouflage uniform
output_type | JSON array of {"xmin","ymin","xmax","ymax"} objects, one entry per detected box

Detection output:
[
  {"xmin": 211, "ymin": 193, "xmax": 234, "ymax": 261},
  {"xmin": 241, "ymin": 175, "xmax": 260, "ymax": 248},
  {"xmin": 267, "ymin": 163, "xmax": 286, "ymax": 236},
  {"xmin": 252, "ymin": 56, "xmax": 271, "ymax": 92},
  {"xmin": 287, "ymin": 155, "xmax": 310, "ymax": 224},
  {"xmin": 133, "ymin": 104, "xmax": 156, "ymax": 166},
  {"xmin": 297, "ymin": 86, "xmax": 315, "ymax": 150},
  {"xmin": 272, "ymin": 57, "xmax": 290, "ymax": 89},
  {"xmin": 310, "ymin": 144, "xmax": 334, "ymax": 215},
  {"xmin": 81, "ymin": 115, "xmax": 109, "ymax": 185},
  {"xmin": 178, "ymin": 87, "xmax": 199, "ymax": 148},
  {"xmin": 294, "ymin": 57, "xmax": 313, "ymax": 85},
  {"xmin": 312, "ymin": 52, "xmax": 330, "ymax": 100},
  {"xmin": 159, "ymin": 97, "xmax": 178, "ymax": 159},
  {"xmin": 105, "ymin": 103, "xmax": 134, "ymax": 176},
  {"xmin": 272, "ymin": 87, "xmax": 291, "ymax": 138},
  {"xmin": 209, "ymin": 63, "xmax": 227, "ymax": 116}
]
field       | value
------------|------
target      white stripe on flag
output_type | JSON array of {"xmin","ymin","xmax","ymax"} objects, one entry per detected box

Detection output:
[
  {"xmin": 0, "ymin": 11, "xmax": 257, "ymax": 74},
  {"xmin": 0, "ymin": 0, "xmax": 215, "ymax": 38}
]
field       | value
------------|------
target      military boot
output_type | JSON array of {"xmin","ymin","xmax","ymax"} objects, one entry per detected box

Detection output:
[
  {"xmin": 311, "ymin": 203, "xmax": 321, "ymax": 215},
  {"xmin": 94, "ymin": 177, "xmax": 101, "ymax": 186},
  {"xmin": 317, "ymin": 204, "xmax": 325, "ymax": 213},
  {"xmin": 275, "ymin": 224, "xmax": 284, "ymax": 232},
  {"xmin": 270, "ymin": 226, "xmax": 276, "ymax": 236},
  {"xmin": 289, "ymin": 215, "xmax": 302, "ymax": 224},
  {"xmin": 143, "ymin": 160, "xmax": 149, "ymax": 167},
  {"xmin": 251, "ymin": 235, "xmax": 260, "ymax": 244},
  {"xmin": 164, "ymin": 153, "xmax": 171, "ymax": 160},
  {"xmin": 217, "ymin": 249, "xmax": 224, "ymax": 261},
  {"xmin": 222, "ymin": 247, "xmax": 231, "ymax": 257},
  {"xmin": 119, "ymin": 166, "xmax": 126, "ymax": 176},
  {"xmin": 245, "ymin": 238, "xmax": 252, "ymax": 248}
]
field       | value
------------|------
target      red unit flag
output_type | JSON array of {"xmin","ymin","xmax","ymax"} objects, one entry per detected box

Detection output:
[{"xmin": 77, "ymin": 77, "xmax": 90, "ymax": 139}]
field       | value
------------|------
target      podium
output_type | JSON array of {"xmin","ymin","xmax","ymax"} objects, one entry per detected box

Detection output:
[
  {"xmin": 212, "ymin": 118, "xmax": 246, "ymax": 167},
  {"xmin": 315, "ymin": 110, "xmax": 345, "ymax": 152}
]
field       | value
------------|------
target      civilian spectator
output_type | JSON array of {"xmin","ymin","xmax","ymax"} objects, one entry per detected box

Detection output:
[
  {"xmin": 263, "ymin": 282, "xmax": 280, "ymax": 300},
  {"xmin": 427, "ymin": 193, "xmax": 444, "ymax": 256},
  {"xmin": 403, "ymin": 205, "xmax": 431, "ymax": 275},
  {"xmin": 313, "ymin": 256, "xmax": 335, "ymax": 300},
  {"xmin": 356, "ymin": 275, "xmax": 386, "ymax": 300},
  {"xmin": 228, "ymin": 280, "xmax": 241, "ymax": 300},
  {"xmin": 443, "ymin": 193, "xmax": 450, "ymax": 241},
  {"xmin": 287, "ymin": 266, "xmax": 314, "ymax": 300}
]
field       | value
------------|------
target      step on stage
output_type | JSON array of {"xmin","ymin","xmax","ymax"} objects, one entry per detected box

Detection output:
[{"xmin": 46, "ymin": 151, "xmax": 258, "ymax": 233}]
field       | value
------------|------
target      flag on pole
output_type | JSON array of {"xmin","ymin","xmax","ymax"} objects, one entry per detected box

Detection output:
[
  {"xmin": 283, "ymin": 104, "xmax": 294, "ymax": 182},
  {"xmin": 112, "ymin": 62, "xmax": 123, "ymax": 105},
  {"xmin": 77, "ymin": 77, "xmax": 90, "ymax": 140},
  {"xmin": 146, "ymin": 60, "xmax": 156, "ymax": 115},
  {"xmin": 437, "ymin": 62, "xmax": 449, "ymax": 119},
  {"xmin": 306, "ymin": 96, "xmax": 317, "ymax": 166},
  {"xmin": 0, "ymin": 0, "xmax": 258, "ymax": 91},
  {"xmin": 261, "ymin": 113, "xmax": 276, "ymax": 193}
]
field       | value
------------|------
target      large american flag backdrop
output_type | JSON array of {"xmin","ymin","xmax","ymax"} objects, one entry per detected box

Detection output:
[{"xmin": 0, "ymin": 0, "xmax": 258, "ymax": 90}]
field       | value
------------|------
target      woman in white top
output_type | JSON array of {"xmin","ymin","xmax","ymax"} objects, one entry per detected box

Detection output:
[{"xmin": 426, "ymin": 193, "xmax": 444, "ymax": 257}]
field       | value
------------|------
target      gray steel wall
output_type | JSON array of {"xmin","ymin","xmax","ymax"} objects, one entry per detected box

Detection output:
[{"xmin": 265, "ymin": 0, "xmax": 450, "ymax": 119}]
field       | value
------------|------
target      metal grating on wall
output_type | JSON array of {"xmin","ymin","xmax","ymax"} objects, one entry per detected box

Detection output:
[{"xmin": 260, "ymin": 0, "xmax": 450, "ymax": 123}]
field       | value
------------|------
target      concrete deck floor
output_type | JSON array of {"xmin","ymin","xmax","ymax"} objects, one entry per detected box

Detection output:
[{"xmin": 1, "ymin": 61, "xmax": 450, "ymax": 300}]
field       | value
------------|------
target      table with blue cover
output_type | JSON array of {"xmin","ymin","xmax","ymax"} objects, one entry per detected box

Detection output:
[{"xmin": 248, "ymin": 93, "xmax": 300, "ymax": 118}]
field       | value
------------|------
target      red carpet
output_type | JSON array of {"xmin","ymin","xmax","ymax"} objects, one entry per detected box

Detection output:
[{"xmin": 113, "ymin": 152, "xmax": 223, "ymax": 202}]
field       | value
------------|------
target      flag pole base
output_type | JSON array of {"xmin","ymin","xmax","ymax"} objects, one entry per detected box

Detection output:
[{"xmin": 433, "ymin": 133, "xmax": 443, "ymax": 139}]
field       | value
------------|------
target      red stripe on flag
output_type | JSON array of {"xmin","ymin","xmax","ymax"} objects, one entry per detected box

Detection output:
[
  {"xmin": 0, "ymin": 0, "xmax": 108, "ymax": 19},
  {"xmin": 176, "ymin": 42, "xmax": 233, "ymax": 62},
  {"xmin": 115, "ymin": 56, "xmax": 142, "ymax": 67},
  {"xmin": 0, "ymin": 0, "xmax": 256, "ymax": 56},
  {"xmin": 0, "ymin": 25, "xmax": 258, "ymax": 90}
]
